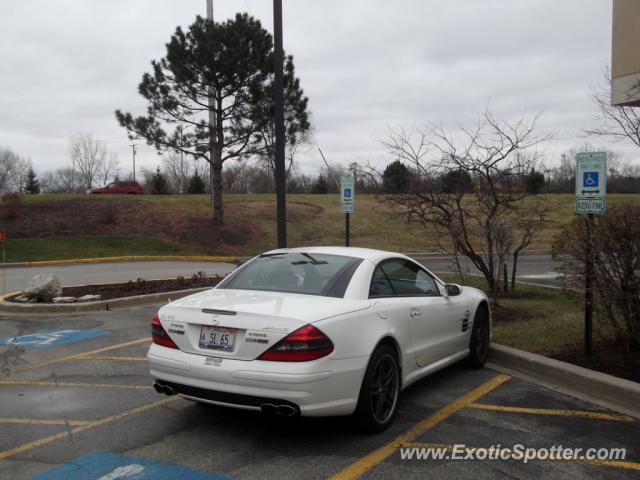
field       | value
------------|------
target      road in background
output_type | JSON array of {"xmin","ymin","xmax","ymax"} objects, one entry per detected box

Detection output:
[
  {"xmin": 414, "ymin": 252, "xmax": 562, "ymax": 287},
  {"xmin": 1, "ymin": 261, "xmax": 237, "ymax": 293},
  {"xmin": 0, "ymin": 252, "xmax": 560, "ymax": 293}
]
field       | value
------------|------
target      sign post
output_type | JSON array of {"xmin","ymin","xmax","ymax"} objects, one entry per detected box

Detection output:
[
  {"xmin": 340, "ymin": 176, "xmax": 354, "ymax": 247},
  {"xmin": 0, "ymin": 228, "xmax": 5, "ymax": 295},
  {"xmin": 575, "ymin": 152, "xmax": 607, "ymax": 356}
]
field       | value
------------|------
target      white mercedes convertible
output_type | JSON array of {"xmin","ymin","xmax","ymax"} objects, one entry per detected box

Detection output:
[{"xmin": 148, "ymin": 247, "xmax": 491, "ymax": 431}]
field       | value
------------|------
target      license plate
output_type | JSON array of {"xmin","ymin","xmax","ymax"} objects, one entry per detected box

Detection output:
[{"xmin": 199, "ymin": 326, "xmax": 236, "ymax": 351}]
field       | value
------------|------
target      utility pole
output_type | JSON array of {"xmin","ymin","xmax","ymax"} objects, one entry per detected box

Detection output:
[
  {"xmin": 129, "ymin": 142, "xmax": 137, "ymax": 182},
  {"xmin": 273, "ymin": 0, "xmax": 287, "ymax": 248},
  {"xmin": 207, "ymin": 0, "xmax": 216, "ymax": 205}
]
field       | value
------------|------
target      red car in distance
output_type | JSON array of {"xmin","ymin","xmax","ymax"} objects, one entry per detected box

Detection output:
[{"xmin": 87, "ymin": 181, "xmax": 144, "ymax": 195}]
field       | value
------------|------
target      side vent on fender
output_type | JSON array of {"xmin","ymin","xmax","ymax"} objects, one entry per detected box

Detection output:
[{"xmin": 461, "ymin": 318, "xmax": 470, "ymax": 332}]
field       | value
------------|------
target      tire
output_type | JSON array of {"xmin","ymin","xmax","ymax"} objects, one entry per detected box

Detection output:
[
  {"xmin": 465, "ymin": 304, "xmax": 490, "ymax": 368},
  {"xmin": 354, "ymin": 344, "xmax": 400, "ymax": 432}
]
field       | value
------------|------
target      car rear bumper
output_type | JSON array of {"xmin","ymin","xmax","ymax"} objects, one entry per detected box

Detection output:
[{"xmin": 147, "ymin": 343, "xmax": 368, "ymax": 416}]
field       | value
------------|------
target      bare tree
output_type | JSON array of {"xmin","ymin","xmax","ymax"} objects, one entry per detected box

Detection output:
[
  {"xmin": 382, "ymin": 111, "xmax": 551, "ymax": 297},
  {"xmin": 40, "ymin": 168, "xmax": 83, "ymax": 193},
  {"xmin": 162, "ymin": 152, "xmax": 192, "ymax": 193},
  {"xmin": 0, "ymin": 147, "xmax": 30, "ymax": 193},
  {"xmin": 584, "ymin": 70, "xmax": 640, "ymax": 149},
  {"xmin": 69, "ymin": 133, "xmax": 107, "ymax": 189},
  {"xmin": 96, "ymin": 153, "xmax": 120, "ymax": 187}
]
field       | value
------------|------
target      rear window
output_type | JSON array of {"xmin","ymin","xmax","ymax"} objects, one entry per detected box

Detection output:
[{"xmin": 218, "ymin": 252, "xmax": 363, "ymax": 297}]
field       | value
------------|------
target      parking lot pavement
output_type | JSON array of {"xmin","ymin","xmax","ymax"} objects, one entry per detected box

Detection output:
[{"xmin": 1, "ymin": 308, "xmax": 639, "ymax": 480}]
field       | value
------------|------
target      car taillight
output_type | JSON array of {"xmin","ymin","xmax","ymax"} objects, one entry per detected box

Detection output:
[
  {"xmin": 258, "ymin": 324, "xmax": 333, "ymax": 362},
  {"xmin": 151, "ymin": 313, "xmax": 178, "ymax": 349}
]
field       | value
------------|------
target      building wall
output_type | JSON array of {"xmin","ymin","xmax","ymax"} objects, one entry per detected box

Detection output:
[{"xmin": 612, "ymin": 0, "xmax": 640, "ymax": 106}]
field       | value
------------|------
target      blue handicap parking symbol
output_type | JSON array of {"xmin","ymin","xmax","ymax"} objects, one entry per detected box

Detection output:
[
  {"xmin": 0, "ymin": 328, "xmax": 108, "ymax": 349},
  {"xmin": 343, "ymin": 188, "xmax": 352, "ymax": 198},
  {"xmin": 583, "ymin": 171, "xmax": 599, "ymax": 188},
  {"xmin": 29, "ymin": 451, "xmax": 228, "ymax": 480}
]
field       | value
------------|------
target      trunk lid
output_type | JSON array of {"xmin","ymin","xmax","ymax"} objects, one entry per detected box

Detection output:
[{"xmin": 157, "ymin": 288, "xmax": 369, "ymax": 360}]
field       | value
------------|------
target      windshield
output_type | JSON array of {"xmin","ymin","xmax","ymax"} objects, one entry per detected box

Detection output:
[{"xmin": 218, "ymin": 252, "xmax": 363, "ymax": 297}]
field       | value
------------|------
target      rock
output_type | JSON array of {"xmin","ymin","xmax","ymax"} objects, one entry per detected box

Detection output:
[
  {"xmin": 76, "ymin": 294, "xmax": 101, "ymax": 303},
  {"xmin": 23, "ymin": 274, "xmax": 62, "ymax": 302},
  {"xmin": 12, "ymin": 294, "xmax": 30, "ymax": 303},
  {"xmin": 52, "ymin": 296, "xmax": 76, "ymax": 304}
]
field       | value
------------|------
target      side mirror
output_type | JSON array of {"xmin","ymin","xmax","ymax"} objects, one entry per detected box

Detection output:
[{"xmin": 445, "ymin": 284, "xmax": 462, "ymax": 297}]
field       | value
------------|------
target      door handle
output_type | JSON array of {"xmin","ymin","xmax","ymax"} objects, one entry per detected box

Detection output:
[{"xmin": 410, "ymin": 308, "xmax": 422, "ymax": 318}]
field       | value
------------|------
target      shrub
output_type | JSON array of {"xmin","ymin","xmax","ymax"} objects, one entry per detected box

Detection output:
[{"xmin": 554, "ymin": 203, "xmax": 640, "ymax": 350}]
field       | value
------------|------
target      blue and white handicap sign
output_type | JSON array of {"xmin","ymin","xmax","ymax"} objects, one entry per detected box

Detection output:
[
  {"xmin": 0, "ymin": 328, "xmax": 108, "ymax": 349},
  {"xmin": 29, "ymin": 451, "xmax": 228, "ymax": 480},
  {"xmin": 575, "ymin": 152, "xmax": 606, "ymax": 198},
  {"xmin": 340, "ymin": 176, "xmax": 355, "ymax": 213},
  {"xmin": 583, "ymin": 171, "xmax": 599, "ymax": 188}
]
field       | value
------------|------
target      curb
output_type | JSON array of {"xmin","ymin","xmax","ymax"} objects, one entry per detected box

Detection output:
[
  {"xmin": 0, "ymin": 287, "xmax": 210, "ymax": 315},
  {"xmin": 488, "ymin": 343, "xmax": 640, "ymax": 420},
  {"xmin": 0, "ymin": 255, "xmax": 238, "ymax": 268}
]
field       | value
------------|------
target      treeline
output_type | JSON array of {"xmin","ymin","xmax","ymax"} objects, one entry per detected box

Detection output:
[{"xmin": 3, "ymin": 143, "xmax": 640, "ymax": 196}]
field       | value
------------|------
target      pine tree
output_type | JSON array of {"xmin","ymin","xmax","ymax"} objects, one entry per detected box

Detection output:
[
  {"xmin": 116, "ymin": 14, "xmax": 310, "ymax": 224},
  {"xmin": 150, "ymin": 166, "xmax": 169, "ymax": 195},
  {"xmin": 382, "ymin": 160, "xmax": 411, "ymax": 193},
  {"xmin": 24, "ymin": 167, "xmax": 41, "ymax": 194},
  {"xmin": 187, "ymin": 172, "xmax": 206, "ymax": 194},
  {"xmin": 312, "ymin": 174, "xmax": 328, "ymax": 194}
]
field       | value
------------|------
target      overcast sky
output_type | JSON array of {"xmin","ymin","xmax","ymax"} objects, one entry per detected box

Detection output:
[{"xmin": 0, "ymin": 0, "xmax": 628, "ymax": 178}]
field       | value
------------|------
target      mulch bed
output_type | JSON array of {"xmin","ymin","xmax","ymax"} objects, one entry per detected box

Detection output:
[
  {"xmin": 5, "ymin": 275, "xmax": 225, "ymax": 303},
  {"xmin": 549, "ymin": 341, "xmax": 640, "ymax": 384},
  {"xmin": 61, "ymin": 275, "xmax": 224, "ymax": 301}
]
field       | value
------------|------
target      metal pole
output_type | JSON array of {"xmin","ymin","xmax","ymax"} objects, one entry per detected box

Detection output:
[
  {"xmin": 207, "ymin": 0, "xmax": 216, "ymax": 206},
  {"xmin": 129, "ymin": 143, "xmax": 137, "ymax": 182},
  {"xmin": 273, "ymin": 0, "xmax": 287, "ymax": 248},
  {"xmin": 584, "ymin": 213, "xmax": 594, "ymax": 355},
  {"xmin": 345, "ymin": 212, "xmax": 350, "ymax": 247}
]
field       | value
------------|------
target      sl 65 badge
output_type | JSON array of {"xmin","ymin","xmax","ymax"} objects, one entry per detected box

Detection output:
[{"xmin": 204, "ymin": 357, "xmax": 223, "ymax": 367}]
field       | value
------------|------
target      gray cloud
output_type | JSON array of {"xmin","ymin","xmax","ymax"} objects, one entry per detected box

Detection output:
[{"xmin": 0, "ymin": 0, "xmax": 630, "ymax": 178}]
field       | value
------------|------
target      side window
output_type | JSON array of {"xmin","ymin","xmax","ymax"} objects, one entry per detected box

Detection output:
[
  {"xmin": 369, "ymin": 266, "xmax": 395, "ymax": 297},
  {"xmin": 415, "ymin": 269, "xmax": 439, "ymax": 296},
  {"xmin": 369, "ymin": 259, "xmax": 440, "ymax": 297}
]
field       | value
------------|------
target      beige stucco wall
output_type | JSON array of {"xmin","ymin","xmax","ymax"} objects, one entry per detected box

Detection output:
[{"xmin": 611, "ymin": 0, "xmax": 640, "ymax": 106}]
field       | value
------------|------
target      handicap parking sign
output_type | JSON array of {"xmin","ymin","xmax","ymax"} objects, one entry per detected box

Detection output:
[
  {"xmin": 343, "ymin": 188, "xmax": 352, "ymax": 198},
  {"xmin": 583, "ymin": 172, "xmax": 599, "ymax": 188}
]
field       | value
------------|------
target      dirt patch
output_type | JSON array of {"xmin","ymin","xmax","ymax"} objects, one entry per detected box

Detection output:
[
  {"xmin": 27, "ymin": 274, "xmax": 225, "ymax": 301},
  {"xmin": 491, "ymin": 303, "xmax": 535, "ymax": 323},
  {"xmin": 2, "ymin": 199, "xmax": 323, "ymax": 253},
  {"xmin": 549, "ymin": 341, "xmax": 640, "ymax": 384}
]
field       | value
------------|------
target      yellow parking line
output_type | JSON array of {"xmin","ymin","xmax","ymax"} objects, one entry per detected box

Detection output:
[
  {"xmin": 0, "ymin": 379, "xmax": 152, "ymax": 390},
  {"xmin": 4, "ymin": 338, "xmax": 150, "ymax": 376},
  {"xmin": 328, "ymin": 374, "xmax": 511, "ymax": 480},
  {"xmin": 468, "ymin": 403, "xmax": 635, "ymax": 422},
  {"xmin": 0, "ymin": 396, "xmax": 179, "ymax": 460},
  {"xmin": 405, "ymin": 442, "xmax": 640, "ymax": 472},
  {"xmin": 76, "ymin": 355, "xmax": 147, "ymax": 362},
  {"xmin": 0, "ymin": 417, "xmax": 90, "ymax": 427}
]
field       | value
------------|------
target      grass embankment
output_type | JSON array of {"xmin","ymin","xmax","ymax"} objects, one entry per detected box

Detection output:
[
  {"xmin": 438, "ymin": 273, "xmax": 583, "ymax": 354},
  {"xmin": 8, "ymin": 193, "xmax": 640, "ymax": 262},
  {"xmin": 439, "ymin": 273, "xmax": 639, "ymax": 382}
]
